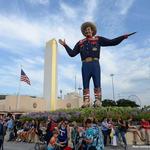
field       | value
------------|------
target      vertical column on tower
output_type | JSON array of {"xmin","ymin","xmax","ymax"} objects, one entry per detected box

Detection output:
[{"xmin": 44, "ymin": 39, "xmax": 57, "ymax": 111}]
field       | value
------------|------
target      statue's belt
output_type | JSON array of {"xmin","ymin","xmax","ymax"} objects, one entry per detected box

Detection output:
[{"xmin": 82, "ymin": 57, "xmax": 99, "ymax": 62}]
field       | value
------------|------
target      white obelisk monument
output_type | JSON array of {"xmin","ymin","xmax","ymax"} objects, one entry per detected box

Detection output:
[{"xmin": 43, "ymin": 39, "xmax": 57, "ymax": 111}]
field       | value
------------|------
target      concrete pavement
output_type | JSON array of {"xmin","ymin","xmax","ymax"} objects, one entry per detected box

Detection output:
[{"xmin": 2, "ymin": 142, "xmax": 150, "ymax": 150}]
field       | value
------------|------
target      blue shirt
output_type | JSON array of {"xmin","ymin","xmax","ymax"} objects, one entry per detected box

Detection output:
[
  {"xmin": 58, "ymin": 127, "xmax": 67, "ymax": 142},
  {"xmin": 7, "ymin": 119, "xmax": 14, "ymax": 129},
  {"xmin": 101, "ymin": 121, "xmax": 109, "ymax": 131}
]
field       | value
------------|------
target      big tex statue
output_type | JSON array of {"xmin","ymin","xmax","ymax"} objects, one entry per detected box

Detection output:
[{"xmin": 59, "ymin": 22, "xmax": 136, "ymax": 108}]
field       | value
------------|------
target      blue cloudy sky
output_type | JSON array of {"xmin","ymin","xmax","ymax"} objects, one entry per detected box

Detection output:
[{"xmin": 0, "ymin": 0, "xmax": 149, "ymax": 106}]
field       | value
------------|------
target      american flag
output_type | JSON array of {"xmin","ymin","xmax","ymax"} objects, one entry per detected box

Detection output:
[{"xmin": 20, "ymin": 69, "xmax": 31, "ymax": 85}]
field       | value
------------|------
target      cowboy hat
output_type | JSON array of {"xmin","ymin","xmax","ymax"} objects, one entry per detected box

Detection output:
[{"xmin": 81, "ymin": 22, "xmax": 97, "ymax": 36}]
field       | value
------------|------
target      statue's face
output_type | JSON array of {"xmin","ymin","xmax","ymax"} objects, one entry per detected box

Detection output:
[{"xmin": 84, "ymin": 26, "xmax": 93, "ymax": 37}]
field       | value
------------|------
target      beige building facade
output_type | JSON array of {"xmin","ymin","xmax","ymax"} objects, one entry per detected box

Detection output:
[
  {"xmin": 0, "ymin": 95, "xmax": 47, "ymax": 113},
  {"xmin": 57, "ymin": 92, "xmax": 82, "ymax": 109},
  {"xmin": 0, "ymin": 92, "xmax": 82, "ymax": 113}
]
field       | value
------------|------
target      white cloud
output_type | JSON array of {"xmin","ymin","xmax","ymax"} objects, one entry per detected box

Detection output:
[
  {"xmin": 26, "ymin": 0, "xmax": 50, "ymax": 5},
  {"xmin": 115, "ymin": 0, "xmax": 135, "ymax": 15},
  {"xmin": 0, "ymin": 15, "xmax": 44, "ymax": 46},
  {"xmin": 19, "ymin": 56, "xmax": 44, "ymax": 66},
  {"xmin": 144, "ymin": 38, "xmax": 150, "ymax": 46},
  {"xmin": 83, "ymin": 0, "xmax": 98, "ymax": 21},
  {"xmin": 0, "ymin": 13, "xmax": 83, "ymax": 55},
  {"xmin": 60, "ymin": 2, "xmax": 77, "ymax": 19}
]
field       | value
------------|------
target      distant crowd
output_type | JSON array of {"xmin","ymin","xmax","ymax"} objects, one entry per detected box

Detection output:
[{"xmin": 0, "ymin": 114, "xmax": 150, "ymax": 150}]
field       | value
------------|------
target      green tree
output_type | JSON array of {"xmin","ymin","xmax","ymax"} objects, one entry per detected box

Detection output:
[
  {"xmin": 102, "ymin": 99, "xmax": 116, "ymax": 107},
  {"xmin": 116, "ymin": 99, "xmax": 139, "ymax": 107}
]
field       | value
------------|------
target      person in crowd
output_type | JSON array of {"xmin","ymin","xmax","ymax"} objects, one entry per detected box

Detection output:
[
  {"xmin": 101, "ymin": 117, "xmax": 111, "ymax": 146},
  {"xmin": 71, "ymin": 121, "xmax": 79, "ymax": 150},
  {"xmin": 17, "ymin": 120, "xmax": 30, "ymax": 142},
  {"xmin": 14, "ymin": 120, "xmax": 22, "ymax": 140},
  {"xmin": 28, "ymin": 119, "xmax": 37, "ymax": 142},
  {"xmin": 82, "ymin": 118, "xmax": 96, "ymax": 150},
  {"xmin": 127, "ymin": 116, "xmax": 145, "ymax": 144},
  {"xmin": 107, "ymin": 118, "xmax": 114, "ymax": 145},
  {"xmin": 92, "ymin": 118, "xmax": 104, "ymax": 150},
  {"xmin": 116, "ymin": 117, "xmax": 128, "ymax": 150},
  {"xmin": 65, "ymin": 120, "xmax": 71, "ymax": 147},
  {"xmin": 140, "ymin": 118, "xmax": 150, "ymax": 145},
  {"xmin": 76, "ymin": 120, "xmax": 86, "ymax": 150},
  {"xmin": 48, "ymin": 129, "xmax": 64, "ymax": 150},
  {"xmin": 0, "ymin": 116, "xmax": 4, "ymax": 150},
  {"xmin": 45, "ymin": 115, "xmax": 57, "ymax": 145},
  {"xmin": 23, "ymin": 121, "xmax": 30, "ymax": 132},
  {"xmin": 6, "ymin": 115, "xmax": 15, "ymax": 141},
  {"xmin": 58, "ymin": 120, "xmax": 68, "ymax": 149},
  {"xmin": 35, "ymin": 120, "xmax": 44, "ymax": 142}
]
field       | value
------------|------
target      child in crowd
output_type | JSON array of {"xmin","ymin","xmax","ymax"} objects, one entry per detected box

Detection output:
[{"xmin": 47, "ymin": 129, "xmax": 64, "ymax": 150}]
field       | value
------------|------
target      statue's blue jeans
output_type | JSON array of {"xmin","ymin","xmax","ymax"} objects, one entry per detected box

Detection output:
[{"xmin": 82, "ymin": 60, "xmax": 101, "ymax": 89}]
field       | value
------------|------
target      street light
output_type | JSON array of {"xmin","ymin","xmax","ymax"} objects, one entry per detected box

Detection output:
[
  {"xmin": 60, "ymin": 90, "xmax": 63, "ymax": 99},
  {"xmin": 110, "ymin": 74, "xmax": 115, "ymax": 101},
  {"xmin": 78, "ymin": 87, "xmax": 82, "ymax": 96}
]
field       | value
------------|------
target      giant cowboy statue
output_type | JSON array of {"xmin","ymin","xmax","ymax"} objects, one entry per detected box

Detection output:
[{"xmin": 59, "ymin": 22, "xmax": 136, "ymax": 108}]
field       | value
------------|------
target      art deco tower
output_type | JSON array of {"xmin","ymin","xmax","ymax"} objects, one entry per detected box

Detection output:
[{"xmin": 43, "ymin": 39, "xmax": 57, "ymax": 111}]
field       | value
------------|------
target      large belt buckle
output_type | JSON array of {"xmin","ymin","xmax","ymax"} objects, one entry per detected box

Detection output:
[{"xmin": 86, "ymin": 57, "xmax": 92, "ymax": 62}]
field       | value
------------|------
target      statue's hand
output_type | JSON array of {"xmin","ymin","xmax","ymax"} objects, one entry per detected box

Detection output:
[
  {"xmin": 124, "ymin": 32, "xmax": 137, "ymax": 39},
  {"xmin": 59, "ymin": 39, "xmax": 66, "ymax": 46}
]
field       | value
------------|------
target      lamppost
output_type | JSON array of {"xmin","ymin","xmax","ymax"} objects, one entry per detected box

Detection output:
[
  {"xmin": 60, "ymin": 90, "xmax": 63, "ymax": 99},
  {"xmin": 78, "ymin": 87, "xmax": 82, "ymax": 96},
  {"xmin": 110, "ymin": 74, "xmax": 115, "ymax": 101},
  {"xmin": 75, "ymin": 75, "xmax": 77, "ymax": 92}
]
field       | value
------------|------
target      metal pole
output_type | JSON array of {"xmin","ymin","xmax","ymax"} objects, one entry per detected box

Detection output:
[
  {"xmin": 60, "ymin": 90, "xmax": 62, "ymax": 100},
  {"xmin": 78, "ymin": 87, "xmax": 82, "ymax": 96},
  {"xmin": 16, "ymin": 65, "xmax": 22, "ymax": 110},
  {"xmin": 75, "ymin": 75, "xmax": 77, "ymax": 92},
  {"xmin": 110, "ymin": 74, "xmax": 115, "ymax": 101}
]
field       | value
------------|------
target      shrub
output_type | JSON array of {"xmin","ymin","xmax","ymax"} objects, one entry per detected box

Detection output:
[{"xmin": 20, "ymin": 107, "xmax": 149, "ymax": 122}]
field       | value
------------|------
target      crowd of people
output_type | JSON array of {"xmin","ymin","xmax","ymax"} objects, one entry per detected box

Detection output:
[{"xmin": 0, "ymin": 114, "xmax": 150, "ymax": 150}]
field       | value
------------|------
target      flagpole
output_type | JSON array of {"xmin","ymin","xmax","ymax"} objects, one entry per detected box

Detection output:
[{"xmin": 16, "ymin": 65, "xmax": 22, "ymax": 111}]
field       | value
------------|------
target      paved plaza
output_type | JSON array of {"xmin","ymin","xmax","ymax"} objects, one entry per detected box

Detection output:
[{"xmin": 2, "ymin": 142, "xmax": 150, "ymax": 150}]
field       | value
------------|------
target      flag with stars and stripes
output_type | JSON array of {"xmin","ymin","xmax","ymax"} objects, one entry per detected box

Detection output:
[{"xmin": 20, "ymin": 69, "xmax": 31, "ymax": 85}]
